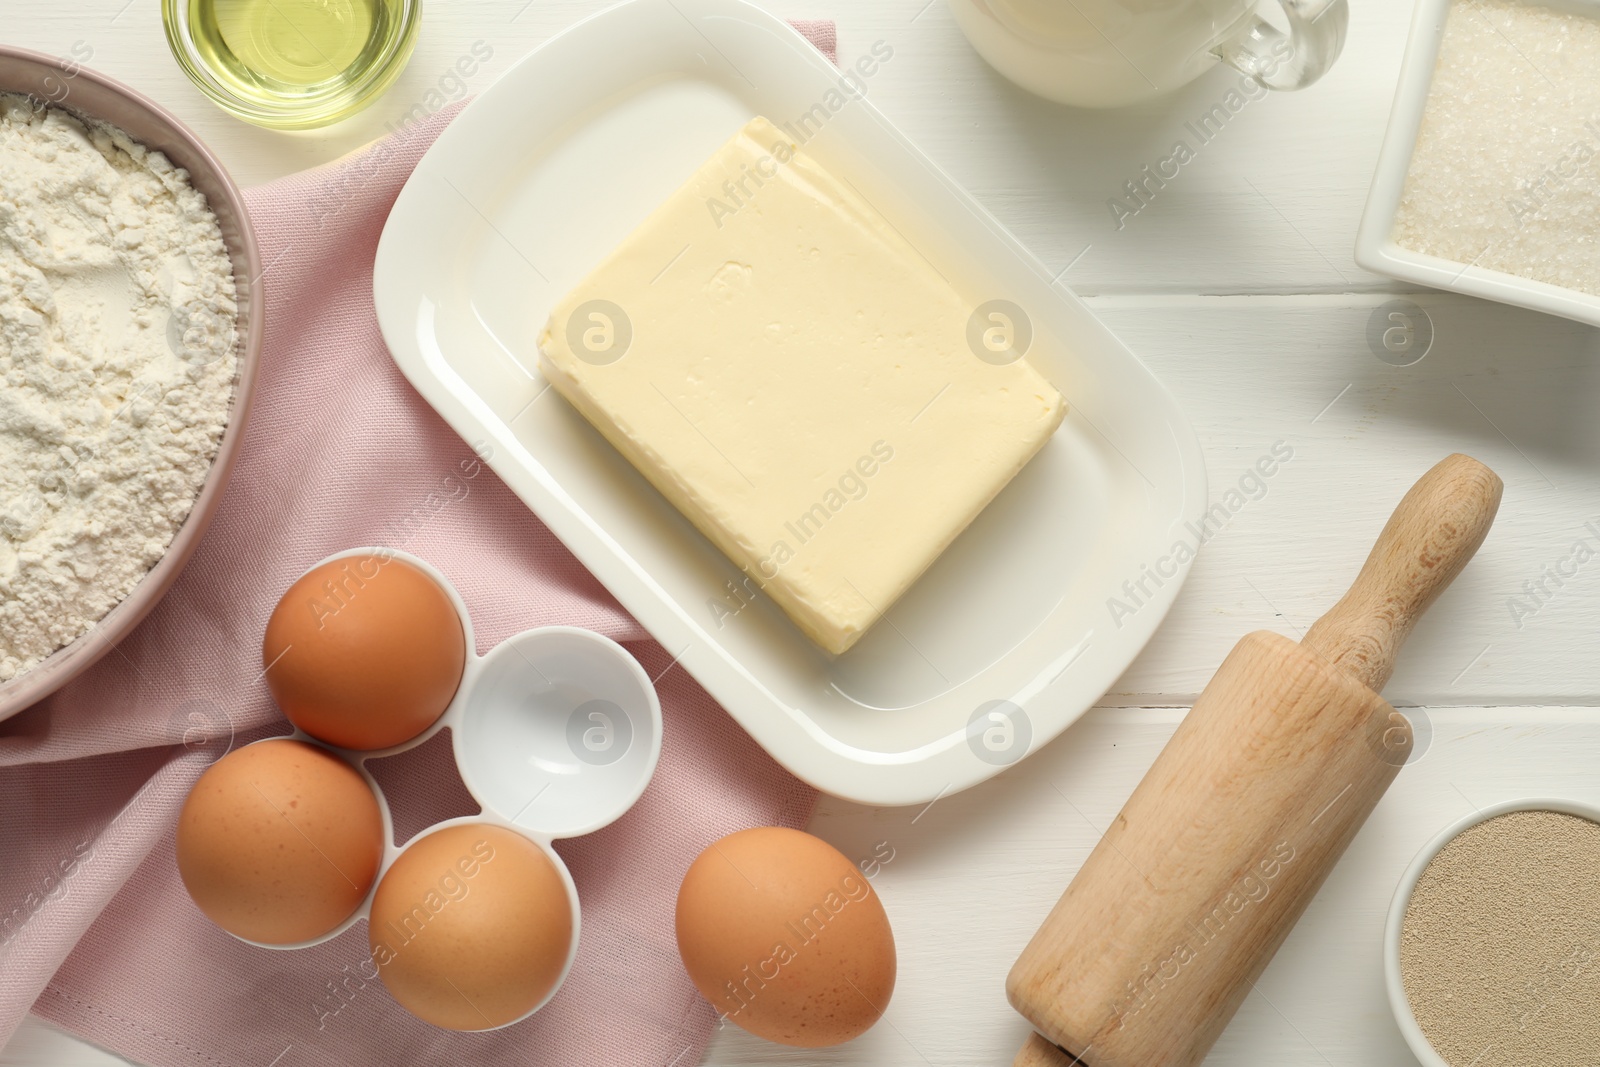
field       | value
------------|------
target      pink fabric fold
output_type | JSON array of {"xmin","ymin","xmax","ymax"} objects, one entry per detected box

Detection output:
[{"xmin": 0, "ymin": 22, "xmax": 837, "ymax": 1066}]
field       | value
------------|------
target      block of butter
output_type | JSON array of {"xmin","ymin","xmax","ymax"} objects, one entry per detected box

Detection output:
[{"xmin": 538, "ymin": 117, "xmax": 1065, "ymax": 655}]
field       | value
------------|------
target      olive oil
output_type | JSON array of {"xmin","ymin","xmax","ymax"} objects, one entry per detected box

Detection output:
[{"xmin": 166, "ymin": 0, "xmax": 419, "ymax": 128}]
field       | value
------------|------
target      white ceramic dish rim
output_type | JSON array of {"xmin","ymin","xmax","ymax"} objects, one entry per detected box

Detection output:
[
  {"xmin": 373, "ymin": 0, "xmax": 1207, "ymax": 806},
  {"xmin": 1382, "ymin": 795, "xmax": 1600, "ymax": 1066},
  {"xmin": 1355, "ymin": 0, "xmax": 1600, "ymax": 328},
  {"xmin": 220, "ymin": 546, "xmax": 663, "ymax": 1033}
]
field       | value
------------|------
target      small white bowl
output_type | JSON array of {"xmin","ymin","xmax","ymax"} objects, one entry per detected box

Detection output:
[
  {"xmin": 1355, "ymin": 0, "xmax": 1600, "ymax": 329},
  {"xmin": 1383, "ymin": 796, "xmax": 1600, "ymax": 1066}
]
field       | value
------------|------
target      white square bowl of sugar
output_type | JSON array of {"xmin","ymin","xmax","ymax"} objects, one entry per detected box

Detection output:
[{"xmin": 1357, "ymin": 0, "xmax": 1600, "ymax": 328}]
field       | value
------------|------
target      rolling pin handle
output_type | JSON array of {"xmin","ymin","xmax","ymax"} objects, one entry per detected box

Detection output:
[
  {"xmin": 1007, "ymin": 454, "xmax": 1502, "ymax": 1067},
  {"xmin": 1301, "ymin": 453, "xmax": 1501, "ymax": 693}
]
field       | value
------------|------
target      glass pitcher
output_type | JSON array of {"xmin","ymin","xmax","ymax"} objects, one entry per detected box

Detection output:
[{"xmin": 949, "ymin": 0, "xmax": 1348, "ymax": 108}]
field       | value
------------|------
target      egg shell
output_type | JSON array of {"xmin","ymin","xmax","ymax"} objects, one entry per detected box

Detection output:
[
  {"xmin": 264, "ymin": 554, "xmax": 466, "ymax": 750},
  {"xmin": 176, "ymin": 739, "xmax": 385, "ymax": 945},
  {"xmin": 675, "ymin": 827, "xmax": 896, "ymax": 1047},
  {"xmin": 369, "ymin": 823, "xmax": 573, "ymax": 1031}
]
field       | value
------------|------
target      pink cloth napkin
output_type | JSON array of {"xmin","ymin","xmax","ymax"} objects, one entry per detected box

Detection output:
[{"xmin": 0, "ymin": 22, "xmax": 839, "ymax": 1066}]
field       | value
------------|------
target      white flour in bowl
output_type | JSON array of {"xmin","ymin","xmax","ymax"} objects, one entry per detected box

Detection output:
[{"xmin": 0, "ymin": 94, "xmax": 238, "ymax": 682}]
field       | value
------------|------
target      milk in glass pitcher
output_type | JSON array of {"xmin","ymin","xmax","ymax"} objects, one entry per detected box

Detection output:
[{"xmin": 949, "ymin": 0, "xmax": 1347, "ymax": 108}]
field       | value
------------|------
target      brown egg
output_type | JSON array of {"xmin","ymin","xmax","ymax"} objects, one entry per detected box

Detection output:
[
  {"xmin": 264, "ymin": 554, "xmax": 466, "ymax": 750},
  {"xmin": 176, "ymin": 739, "xmax": 385, "ymax": 945},
  {"xmin": 369, "ymin": 824, "xmax": 572, "ymax": 1031},
  {"xmin": 675, "ymin": 827, "xmax": 896, "ymax": 1047}
]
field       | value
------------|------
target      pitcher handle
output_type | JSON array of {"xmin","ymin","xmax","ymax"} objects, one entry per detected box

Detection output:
[{"xmin": 1215, "ymin": 0, "xmax": 1348, "ymax": 92}]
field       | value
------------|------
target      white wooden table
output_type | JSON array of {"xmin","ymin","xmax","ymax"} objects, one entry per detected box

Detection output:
[{"xmin": 8, "ymin": 1, "xmax": 1600, "ymax": 1064}]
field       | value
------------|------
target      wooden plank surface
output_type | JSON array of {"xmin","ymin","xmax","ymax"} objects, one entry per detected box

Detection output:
[{"xmin": 1094, "ymin": 292, "xmax": 1600, "ymax": 706}]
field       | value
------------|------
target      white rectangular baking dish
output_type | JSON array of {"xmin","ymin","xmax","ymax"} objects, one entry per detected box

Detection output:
[
  {"xmin": 373, "ymin": 0, "xmax": 1206, "ymax": 805},
  {"xmin": 1356, "ymin": 0, "xmax": 1600, "ymax": 328}
]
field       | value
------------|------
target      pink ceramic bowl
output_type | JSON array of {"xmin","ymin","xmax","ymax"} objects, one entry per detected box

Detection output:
[{"xmin": 0, "ymin": 46, "xmax": 263, "ymax": 721}]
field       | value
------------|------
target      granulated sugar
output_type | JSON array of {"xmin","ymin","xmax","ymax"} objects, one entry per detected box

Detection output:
[
  {"xmin": 1400, "ymin": 809, "xmax": 1600, "ymax": 1067},
  {"xmin": 1393, "ymin": 0, "xmax": 1600, "ymax": 294}
]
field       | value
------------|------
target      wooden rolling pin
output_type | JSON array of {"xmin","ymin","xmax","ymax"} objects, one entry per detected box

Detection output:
[{"xmin": 1008, "ymin": 453, "xmax": 1502, "ymax": 1067}]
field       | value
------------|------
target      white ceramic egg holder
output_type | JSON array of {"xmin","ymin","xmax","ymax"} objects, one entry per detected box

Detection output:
[{"xmin": 237, "ymin": 546, "xmax": 663, "ymax": 1030}]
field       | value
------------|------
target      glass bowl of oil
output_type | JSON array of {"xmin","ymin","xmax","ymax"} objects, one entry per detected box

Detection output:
[{"xmin": 163, "ymin": 0, "xmax": 421, "ymax": 129}]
